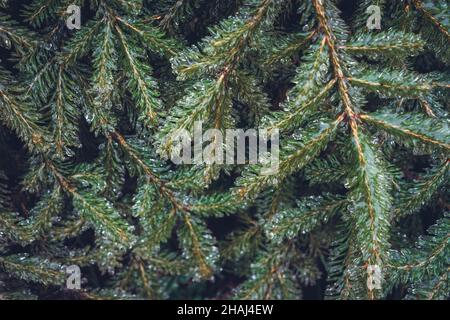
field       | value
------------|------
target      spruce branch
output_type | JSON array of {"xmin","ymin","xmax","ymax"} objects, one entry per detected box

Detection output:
[
  {"xmin": 360, "ymin": 111, "xmax": 450, "ymax": 151},
  {"xmin": 0, "ymin": 254, "xmax": 65, "ymax": 286},
  {"xmin": 263, "ymin": 30, "xmax": 317, "ymax": 66},
  {"xmin": 347, "ymin": 130, "xmax": 393, "ymax": 299},
  {"xmin": 115, "ymin": 24, "xmax": 161, "ymax": 126},
  {"xmin": 236, "ymin": 115, "xmax": 343, "ymax": 200},
  {"xmin": 1, "ymin": 0, "xmax": 449, "ymax": 300},
  {"xmin": 393, "ymin": 160, "xmax": 449, "ymax": 220},
  {"xmin": 341, "ymin": 31, "xmax": 424, "ymax": 57},
  {"xmin": 412, "ymin": 0, "xmax": 450, "ymax": 40}
]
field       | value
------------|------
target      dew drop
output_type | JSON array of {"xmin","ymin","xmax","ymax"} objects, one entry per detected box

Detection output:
[{"xmin": 0, "ymin": 33, "xmax": 11, "ymax": 50}]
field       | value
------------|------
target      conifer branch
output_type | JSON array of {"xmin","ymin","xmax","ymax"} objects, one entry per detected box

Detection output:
[
  {"xmin": 340, "ymin": 31, "xmax": 424, "ymax": 57},
  {"xmin": 0, "ymin": 81, "xmax": 48, "ymax": 153},
  {"xmin": 111, "ymin": 131, "xmax": 190, "ymax": 213},
  {"xmin": 1, "ymin": 0, "xmax": 449, "ymax": 300},
  {"xmin": 348, "ymin": 131, "xmax": 393, "ymax": 299},
  {"xmin": 114, "ymin": 24, "xmax": 160, "ymax": 125},
  {"xmin": 237, "ymin": 115, "xmax": 343, "ymax": 199},
  {"xmin": 412, "ymin": 0, "xmax": 450, "ymax": 40},
  {"xmin": 264, "ymin": 30, "xmax": 317, "ymax": 66},
  {"xmin": 360, "ymin": 112, "xmax": 450, "ymax": 151},
  {"xmin": 0, "ymin": 255, "xmax": 65, "ymax": 286},
  {"xmin": 45, "ymin": 159, "xmax": 133, "ymax": 245},
  {"xmin": 312, "ymin": 0, "xmax": 356, "ymax": 119},
  {"xmin": 393, "ymin": 160, "xmax": 449, "ymax": 220}
]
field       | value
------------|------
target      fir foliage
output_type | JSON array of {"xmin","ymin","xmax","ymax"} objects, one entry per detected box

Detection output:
[{"xmin": 0, "ymin": 0, "xmax": 448, "ymax": 300}]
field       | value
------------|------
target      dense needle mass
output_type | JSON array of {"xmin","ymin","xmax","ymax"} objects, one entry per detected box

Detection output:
[{"xmin": 0, "ymin": 0, "xmax": 448, "ymax": 300}]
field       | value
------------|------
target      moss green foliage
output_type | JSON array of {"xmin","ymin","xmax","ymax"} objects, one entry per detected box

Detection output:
[{"xmin": 0, "ymin": 0, "xmax": 448, "ymax": 300}]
